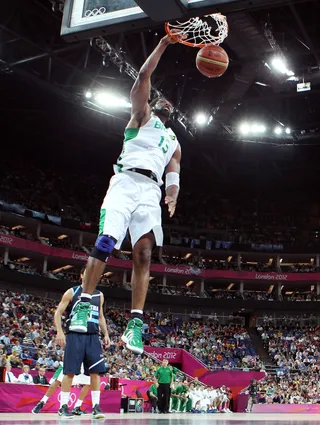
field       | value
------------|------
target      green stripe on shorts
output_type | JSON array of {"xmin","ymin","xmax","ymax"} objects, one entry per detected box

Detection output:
[{"xmin": 99, "ymin": 208, "xmax": 106, "ymax": 235}]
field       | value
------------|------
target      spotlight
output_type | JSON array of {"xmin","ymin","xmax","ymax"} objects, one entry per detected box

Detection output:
[
  {"xmin": 251, "ymin": 123, "xmax": 260, "ymax": 133},
  {"xmin": 239, "ymin": 123, "xmax": 250, "ymax": 135},
  {"xmin": 274, "ymin": 126, "xmax": 283, "ymax": 135},
  {"xmin": 258, "ymin": 125, "xmax": 266, "ymax": 133},
  {"xmin": 94, "ymin": 91, "xmax": 131, "ymax": 109},
  {"xmin": 195, "ymin": 113, "xmax": 208, "ymax": 126},
  {"xmin": 271, "ymin": 57, "xmax": 287, "ymax": 73},
  {"xmin": 270, "ymin": 56, "xmax": 294, "ymax": 77},
  {"xmin": 285, "ymin": 127, "xmax": 291, "ymax": 134},
  {"xmin": 85, "ymin": 91, "xmax": 92, "ymax": 99}
]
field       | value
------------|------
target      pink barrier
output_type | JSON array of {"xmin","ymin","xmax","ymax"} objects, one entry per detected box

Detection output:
[
  {"xmin": 10, "ymin": 372, "xmax": 152, "ymax": 402},
  {"xmin": 236, "ymin": 393, "xmax": 249, "ymax": 412},
  {"xmin": 0, "ymin": 234, "xmax": 319, "ymax": 282},
  {"xmin": 181, "ymin": 350, "xmax": 207, "ymax": 378},
  {"xmin": 252, "ymin": 404, "xmax": 320, "ymax": 413},
  {"xmin": 0, "ymin": 383, "xmax": 121, "ymax": 413},
  {"xmin": 10, "ymin": 357, "xmax": 264, "ymax": 412}
]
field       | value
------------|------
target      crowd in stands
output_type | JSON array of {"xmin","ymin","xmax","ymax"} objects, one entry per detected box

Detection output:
[
  {"xmin": 257, "ymin": 314, "xmax": 318, "ymax": 327},
  {"xmin": 251, "ymin": 323, "xmax": 320, "ymax": 404},
  {"xmin": 0, "ymin": 288, "xmax": 263, "ymax": 384},
  {"xmin": 2, "ymin": 158, "xmax": 320, "ymax": 250},
  {"xmin": 282, "ymin": 291, "xmax": 319, "ymax": 302},
  {"xmin": 254, "ymin": 373, "xmax": 320, "ymax": 404},
  {"xmin": 105, "ymin": 309, "xmax": 261, "ymax": 371},
  {"xmin": 1, "ymin": 225, "xmax": 318, "ymax": 282},
  {"xmin": 258, "ymin": 325, "xmax": 320, "ymax": 372},
  {"xmin": 148, "ymin": 281, "xmax": 200, "ymax": 298},
  {"xmin": 5, "ymin": 285, "xmax": 320, "ymax": 406},
  {"xmin": 159, "ymin": 322, "xmax": 262, "ymax": 371},
  {"xmin": 2, "ymin": 251, "xmax": 320, "ymax": 303},
  {"xmin": 282, "ymin": 265, "xmax": 317, "ymax": 273}
]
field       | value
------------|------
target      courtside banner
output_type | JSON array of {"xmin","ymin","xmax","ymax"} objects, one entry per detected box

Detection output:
[
  {"xmin": 144, "ymin": 347, "xmax": 182, "ymax": 362},
  {"xmin": 1, "ymin": 234, "xmax": 319, "ymax": 282},
  {"xmin": 0, "ymin": 383, "xmax": 121, "ymax": 413}
]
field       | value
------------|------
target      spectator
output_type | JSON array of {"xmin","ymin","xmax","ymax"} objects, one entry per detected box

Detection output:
[
  {"xmin": 17, "ymin": 365, "xmax": 34, "ymax": 384},
  {"xmin": 4, "ymin": 361, "xmax": 18, "ymax": 383},
  {"xmin": 33, "ymin": 367, "xmax": 49, "ymax": 385},
  {"xmin": 12, "ymin": 340, "xmax": 22, "ymax": 356}
]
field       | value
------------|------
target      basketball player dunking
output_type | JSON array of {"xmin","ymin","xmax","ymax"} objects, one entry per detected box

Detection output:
[
  {"xmin": 69, "ymin": 32, "xmax": 181, "ymax": 355},
  {"xmin": 54, "ymin": 277, "xmax": 110, "ymax": 418}
]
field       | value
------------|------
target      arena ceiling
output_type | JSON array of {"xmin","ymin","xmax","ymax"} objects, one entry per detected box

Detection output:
[{"xmin": 1, "ymin": 0, "xmax": 320, "ymax": 191}]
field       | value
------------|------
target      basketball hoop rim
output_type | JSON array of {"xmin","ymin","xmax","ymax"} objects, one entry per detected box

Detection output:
[
  {"xmin": 164, "ymin": 22, "xmax": 206, "ymax": 48},
  {"xmin": 164, "ymin": 13, "xmax": 228, "ymax": 48}
]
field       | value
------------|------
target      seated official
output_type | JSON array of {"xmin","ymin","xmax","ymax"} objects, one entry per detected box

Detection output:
[
  {"xmin": 4, "ymin": 361, "xmax": 18, "ymax": 383},
  {"xmin": 33, "ymin": 366, "xmax": 49, "ymax": 385},
  {"xmin": 17, "ymin": 365, "xmax": 34, "ymax": 384}
]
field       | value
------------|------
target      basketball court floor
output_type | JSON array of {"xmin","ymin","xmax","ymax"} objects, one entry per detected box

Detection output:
[{"xmin": 0, "ymin": 413, "xmax": 320, "ymax": 424}]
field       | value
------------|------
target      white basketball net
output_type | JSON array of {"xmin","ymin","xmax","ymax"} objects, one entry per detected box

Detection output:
[{"xmin": 166, "ymin": 13, "xmax": 228, "ymax": 47}]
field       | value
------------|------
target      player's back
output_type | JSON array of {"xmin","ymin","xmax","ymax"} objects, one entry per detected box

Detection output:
[{"xmin": 115, "ymin": 114, "xmax": 178, "ymax": 185}]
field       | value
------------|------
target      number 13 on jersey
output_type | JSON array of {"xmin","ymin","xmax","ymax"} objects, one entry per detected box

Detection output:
[{"xmin": 158, "ymin": 136, "xmax": 169, "ymax": 153}]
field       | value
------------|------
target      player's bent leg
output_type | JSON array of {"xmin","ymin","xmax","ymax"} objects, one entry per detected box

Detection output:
[
  {"xmin": 32, "ymin": 379, "xmax": 61, "ymax": 414},
  {"xmin": 69, "ymin": 231, "xmax": 117, "ymax": 332},
  {"xmin": 70, "ymin": 210, "xmax": 128, "ymax": 333},
  {"xmin": 121, "ymin": 232, "xmax": 155, "ymax": 355},
  {"xmin": 72, "ymin": 384, "xmax": 90, "ymax": 416}
]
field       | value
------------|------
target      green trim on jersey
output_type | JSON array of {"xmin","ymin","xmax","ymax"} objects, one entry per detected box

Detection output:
[
  {"xmin": 99, "ymin": 208, "xmax": 106, "ymax": 235},
  {"xmin": 124, "ymin": 127, "xmax": 140, "ymax": 142}
]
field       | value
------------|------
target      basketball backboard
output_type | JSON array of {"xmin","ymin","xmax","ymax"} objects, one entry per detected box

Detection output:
[
  {"xmin": 61, "ymin": 0, "xmax": 294, "ymax": 41},
  {"xmin": 61, "ymin": 0, "xmax": 148, "ymax": 41}
]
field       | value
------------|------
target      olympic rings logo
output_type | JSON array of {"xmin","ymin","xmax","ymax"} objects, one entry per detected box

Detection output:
[
  {"xmin": 58, "ymin": 392, "xmax": 77, "ymax": 408},
  {"xmin": 84, "ymin": 7, "xmax": 106, "ymax": 17}
]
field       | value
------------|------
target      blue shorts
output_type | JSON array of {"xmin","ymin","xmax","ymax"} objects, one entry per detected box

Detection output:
[{"xmin": 63, "ymin": 332, "xmax": 106, "ymax": 376}]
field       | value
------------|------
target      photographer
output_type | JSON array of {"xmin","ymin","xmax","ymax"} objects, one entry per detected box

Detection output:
[{"xmin": 246, "ymin": 379, "xmax": 258, "ymax": 412}]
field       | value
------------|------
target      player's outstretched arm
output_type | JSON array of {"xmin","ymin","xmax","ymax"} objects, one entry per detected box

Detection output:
[
  {"xmin": 54, "ymin": 288, "xmax": 73, "ymax": 347},
  {"xmin": 165, "ymin": 143, "xmax": 181, "ymax": 217},
  {"xmin": 99, "ymin": 293, "xmax": 111, "ymax": 348},
  {"xmin": 130, "ymin": 34, "xmax": 177, "ymax": 125}
]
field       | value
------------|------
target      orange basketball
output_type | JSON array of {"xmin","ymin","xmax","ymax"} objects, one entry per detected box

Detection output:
[{"xmin": 196, "ymin": 45, "xmax": 229, "ymax": 78}]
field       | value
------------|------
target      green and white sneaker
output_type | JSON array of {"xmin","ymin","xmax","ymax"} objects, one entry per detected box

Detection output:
[
  {"xmin": 121, "ymin": 318, "xmax": 144, "ymax": 355},
  {"xmin": 69, "ymin": 302, "xmax": 91, "ymax": 333}
]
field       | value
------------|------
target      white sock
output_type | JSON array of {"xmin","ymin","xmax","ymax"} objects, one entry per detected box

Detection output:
[
  {"xmin": 41, "ymin": 395, "xmax": 49, "ymax": 404},
  {"xmin": 131, "ymin": 309, "xmax": 143, "ymax": 314},
  {"xmin": 74, "ymin": 399, "xmax": 83, "ymax": 408},
  {"xmin": 92, "ymin": 391, "xmax": 100, "ymax": 407},
  {"xmin": 60, "ymin": 392, "xmax": 70, "ymax": 408}
]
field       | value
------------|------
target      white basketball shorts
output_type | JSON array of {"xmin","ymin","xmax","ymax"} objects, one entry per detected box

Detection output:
[
  {"xmin": 72, "ymin": 373, "xmax": 91, "ymax": 386},
  {"xmin": 99, "ymin": 171, "xmax": 163, "ymax": 248},
  {"xmin": 52, "ymin": 371, "xmax": 90, "ymax": 386}
]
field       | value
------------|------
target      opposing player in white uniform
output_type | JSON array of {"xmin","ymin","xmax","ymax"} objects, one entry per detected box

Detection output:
[
  {"xmin": 31, "ymin": 363, "xmax": 90, "ymax": 415},
  {"xmin": 70, "ymin": 32, "xmax": 181, "ymax": 355}
]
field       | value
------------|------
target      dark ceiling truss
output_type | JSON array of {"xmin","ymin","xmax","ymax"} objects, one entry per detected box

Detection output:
[
  {"xmin": 289, "ymin": 3, "xmax": 320, "ymax": 66},
  {"xmin": 0, "ymin": 0, "xmax": 319, "ymax": 144}
]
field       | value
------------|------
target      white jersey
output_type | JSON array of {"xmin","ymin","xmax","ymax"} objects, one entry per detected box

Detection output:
[{"xmin": 114, "ymin": 114, "xmax": 178, "ymax": 186}]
